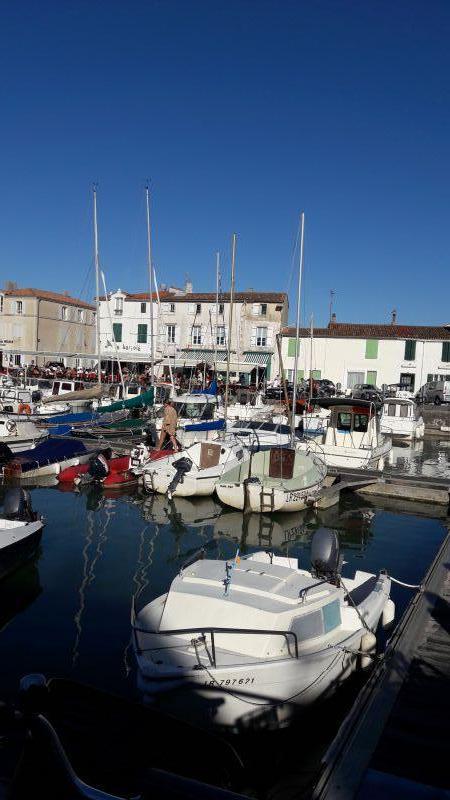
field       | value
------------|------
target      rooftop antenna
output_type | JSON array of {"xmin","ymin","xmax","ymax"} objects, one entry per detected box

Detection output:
[{"xmin": 329, "ymin": 289, "xmax": 335, "ymax": 324}]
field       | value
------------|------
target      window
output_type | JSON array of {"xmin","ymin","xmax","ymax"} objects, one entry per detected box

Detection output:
[
  {"xmin": 442, "ymin": 342, "xmax": 450, "ymax": 362},
  {"xmin": 404, "ymin": 340, "xmax": 416, "ymax": 361},
  {"xmin": 114, "ymin": 297, "xmax": 123, "ymax": 315},
  {"xmin": 322, "ymin": 600, "xmax": 341, "ymax": 634},
  {"xmin": 347, "ymin": 371, "xmax": 364, "ymax": 389},
  {"xmin": 166, "ymin": 324, "xmax": 175, "ymax": 343},
  {"xmin": 366, "ymin": 370, "xmax": 377, "ymax": 386},
  {"xmin": 77, "ymin": 309, "xmax": 84, "ymax": 322},
  {"xmin": 256, "ymin": 326, "xmax": 267, "ymax": 346},
  {"xmin": 137, "ymin": 324, "xmax": 147, "ymax": 344},
  {"xmin": 253, "ymin": 303, "xmax": 267, "ymax": 316},
  {"xmin": 112, "ymin": 323, "xmax": 122, "ymax": 343},
  {"xmin": 14, "ymin": 354, "xmax": 21, "ymax": 366},
  {"xmin": 400, "ymin": 372, "xmax": 415, "ymax": 391},
  {"xmin": 310, "ymin": 370, "xmax": 321, "ymax": 380},
  {"xmin": 400, "ymin": 404, "xmax": 409, "ymax": 418},
  {"xmin": 140, "ymin": 302, "xmax": 146, "ymax": 314},
  {"xmin": 292, "ymin": 610, "xmax": 323, "ymax": 642},
  {"xmin": 16, "ymin": 301, "xmax": 23, "ymax": 315},
  {"xmin": 61, "ymin": 306, "xmax": 68, "ymax": 320},
  {"xmin": 387, "ymin": 403, "xmax": 396, "ymax": 416},
  {"xmin": 0, "ymin": 296, "xmax": 3, "ymax": 313},
  {"xmin": 365, "ymin": 339, "xmax": 378, "ymax": 359},
  {"xmin": 219, "ymin": 303, "xmax": 224, "ymax": 315},
  {"xmin": 170, "ymin": 303, "xmax": 175, "ymax": 313},
  {"xmin": 337, "ymin": 413, "xmax": 352, "ymax": 432},
  {"xmin": 92, "ymin": 311, "xmax": 96, "ymax": 325},
  {"xmin": 427, "ymin": 373, "xmax": 433, "ymax": 382},
  {"xmin": 288, "ymin": 337, "xmax": 297, "ymax": 357},
  {"xmin": 196, "ymin": 303, "xmax": 201, "ymax": 314},
  {"xmin": 216, "ymin": 325, "xmax": 225, "ymax": 345},
  {"xmin": 260, "ymin": 303, "xmax": 267, "ymax": 316},
  {"xmin": 192, "ymin": 325, "xmax": 202, "ymax": 345},
  {"xmin": 353, "ymin": 414, "xmax": 369, "ymax": 433}
]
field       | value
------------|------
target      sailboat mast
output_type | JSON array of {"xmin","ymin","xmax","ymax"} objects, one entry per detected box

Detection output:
[
  {"xmin": 309, "ymin": 313, "xmax": 314, "ymax": 403},
  {"xmin": 214, "ymin": 251, "xmax": 220, "ymax": 372},
  {"xmin": 224, "ymin": 234, "xmax": 237, "ymax": 418},
  {"xmin": 291, "ymin": 212, "xmax": 305, "ymax": 445},
  {"xmin": 93, "ymin": 186, "xmax": 102, "ymax": 385},
  {"xmin": 145, "ymin": 185, "xmax": 155, "ymax": 384}
]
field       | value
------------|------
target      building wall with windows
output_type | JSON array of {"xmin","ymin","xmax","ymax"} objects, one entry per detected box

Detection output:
[
  {"xmin": 281, "ymin": 321, "xmax": 450, "ymax": 392},
  {"xmin": 98, "ymin": 287, "xmax": 288, "ymax": 379},
  {"xmin": 0, "ymin": 288, "xmax": 95, "ymax": 367},
  {"xmin": 98, "ymin": 290, "xmax": 160, "ymax": 365}
]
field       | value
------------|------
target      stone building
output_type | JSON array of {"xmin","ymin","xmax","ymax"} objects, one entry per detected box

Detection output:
[{"xmin": 0, "ymin": 287, "xmax": 96, "ymax": 368}]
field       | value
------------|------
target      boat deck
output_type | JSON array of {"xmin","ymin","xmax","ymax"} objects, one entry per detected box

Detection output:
[{"xmin": 312, "ymin": 528, "xmax": 450, "ymax": 799}]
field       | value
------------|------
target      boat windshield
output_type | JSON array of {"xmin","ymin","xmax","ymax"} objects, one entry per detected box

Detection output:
[{"xmin": 173, "ymin": 401, "xmax": 214, "ymax": 420}]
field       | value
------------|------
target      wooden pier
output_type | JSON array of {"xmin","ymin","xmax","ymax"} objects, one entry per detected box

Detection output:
[
  {"xmin": 312, "ymin": 528, "xmax": 450, "ymax": 799},
  {"xmin": 324, "ymin": 467, "xmax": 450, "ymax": 508}
]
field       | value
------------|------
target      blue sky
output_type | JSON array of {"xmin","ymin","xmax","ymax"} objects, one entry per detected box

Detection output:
[{"xmin": 0, "ymin": 0, "xmax": 449, "ymax": 325}]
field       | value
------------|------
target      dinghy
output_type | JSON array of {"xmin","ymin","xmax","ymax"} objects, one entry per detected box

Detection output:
[
  {"xmin": 58, "ymin": 454, "xmax": 131, "ymax": 483},
  {"xmin": 132, "ymin": 529, "xmax": 392, "ymax": 731},
  {"xmin": 142, "ymin": 439, "xmax": 248, "ymax": 499},
  {"xmin": 215, "ymin": 446, "xmax": 327, "ymax": 513},
  {"xmin": 0, "ymin": 489, "xmax": 44, "ymax": 581}
]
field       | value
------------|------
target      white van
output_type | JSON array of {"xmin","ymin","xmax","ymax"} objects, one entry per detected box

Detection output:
[{"xmin": 416, "ymin": 381, "xmax": 450, "ymax": 405}]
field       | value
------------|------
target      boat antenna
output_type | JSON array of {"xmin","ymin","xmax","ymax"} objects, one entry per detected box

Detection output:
[
  {"xmin": 101, "ymin": 271, "xmax": 125, "ymax": 394},
  {"xmin": 224, "ymin": 234, "xmax": 237, "ymax": 419},
  {"xmin": 93, "ymin": 184, "xmax": 102, "ymax": 386},
  {"xmin": 291, "ymin": 212, "xmax": 305, "ymax": 446},
  {"xmin": 145, "ymin": 184, "xmax": 155, "ymax": 385}
]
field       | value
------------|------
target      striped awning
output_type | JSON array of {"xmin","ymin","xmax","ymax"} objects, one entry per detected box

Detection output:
[
  {"xmin": 179, "ymin": 349, "xmax": 215, "ymax": 363},
  {"xmin": 244, "ymin": 351, "xmax": 271, "ymax": 366}
]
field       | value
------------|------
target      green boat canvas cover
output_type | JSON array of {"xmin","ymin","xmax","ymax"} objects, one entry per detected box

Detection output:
[{"xmin": 97, "ymin": 387, "xmax": 154, "ymax": 414}]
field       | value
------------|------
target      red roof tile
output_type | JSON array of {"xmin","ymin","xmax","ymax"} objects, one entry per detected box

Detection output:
[
  {"xmin": 281, "ymin": 322, "xmax": 450, "ymax": 340},
  {"xmin": 4, "ymin": 287, "xmax": 95, "ymax": 310}
]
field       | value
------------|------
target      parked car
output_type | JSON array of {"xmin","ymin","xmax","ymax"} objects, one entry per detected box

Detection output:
[
  {"xmin": 314, "ymin": 379, "xmax": 336, "ymax": 397},
  {"xmin": 415, "ymin": 381, "xmax": 450, "ymax": 405},
  {"xmin": 351, "ymin": 383, "xmax": 384, "ymax": 404}
]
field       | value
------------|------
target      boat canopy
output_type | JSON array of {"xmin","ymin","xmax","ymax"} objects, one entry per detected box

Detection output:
[
  {"xmin": 42, "ymin": 384, "xmax": 103, "ymax": 404},
  {"xmin": 97, "ymin": 387, "xmax": 154, "ymax": 414}
]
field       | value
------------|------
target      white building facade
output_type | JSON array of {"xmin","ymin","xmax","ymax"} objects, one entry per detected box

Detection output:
[
  {"xmin": 281, "ymin": 321, "xmax": 450, "ymax": 393},
  {"xmin": 99, "ymin": 288, "xmax": 288, "ymax": 381}
]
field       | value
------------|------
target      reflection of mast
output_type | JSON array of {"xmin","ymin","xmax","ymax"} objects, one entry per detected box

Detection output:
[
  {"xmin": 72, "ymin": 497, "xmax": 114, "ymax": 667},
  {"xmin": 123, "ymin": 521, "xmax": 161, "ymax": 676}
]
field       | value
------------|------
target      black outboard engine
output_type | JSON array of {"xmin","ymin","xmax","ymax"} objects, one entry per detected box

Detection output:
[
  {"xmin": 310, "ymin": 528, "xmax": 342, "ymax": 586},
  {"xmin": 4, "ymin": 488, "xmax": 37, "ymax": 522},
  {"xmin": 166, "ymin": 457, "xmax": 192, "ymax": 499},
  {"xmin": 0, "ymin": 443, "xmax": 14, "ymax": 466}
]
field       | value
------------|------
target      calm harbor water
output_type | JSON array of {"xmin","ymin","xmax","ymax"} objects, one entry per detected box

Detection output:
[{"xmin": 0, "ymin": 435, "xmax": 448, "ymax": 795}]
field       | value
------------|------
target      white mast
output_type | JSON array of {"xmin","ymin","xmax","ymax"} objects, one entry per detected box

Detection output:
[
  {"xmin": 153, "ymin": 266, "xmax": 174, "ymax": 390},
  {"xmin": 93, "ymin": 185, "xmax": 102, "ymax": 385},
  {"xmin": 214, "ymin": 251, "xmax": 220, "ymax": 372},
  {"xmin": 291, "ymin": 212, "xmax": 305, "ymax": 445},
  {"xmin": 101, "ymin": 271, "xmax": 125, "ymax": 393},
  {"xmin": 224, "ymin": 234, "xmax": 237, "ymax": 418},
  {"xmin": 309, "ymin": 313, "xmax": 314, "ymax": 403},
  {"xmin": 145, "ymin": 185, "xmax": 155, "ymax": 384}
]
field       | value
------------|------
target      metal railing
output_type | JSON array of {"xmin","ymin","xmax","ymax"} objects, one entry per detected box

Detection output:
[{"xmin": 131, "ymin": 603, "xmax": 299, "ymax": 667}]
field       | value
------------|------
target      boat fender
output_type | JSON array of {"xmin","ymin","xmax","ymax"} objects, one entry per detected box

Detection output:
[
  {"xmin": 5, "ymin": 420, "xmax": 17, "ymax": 434},
  {"xmin": 381, "ymin": 598, "xmax": 395, "ymax": 628},
  {"xmin": 359, "ymin": 632, "xmax": 377, "ymax": 670},
  {"xmin": 18, "ymin": 403, "xmax": 31, "ymax": 415}
]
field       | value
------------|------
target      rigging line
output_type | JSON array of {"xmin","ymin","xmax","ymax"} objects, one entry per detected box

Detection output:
[
  {"xmin": 72, "ymin": 507, "xmax": 95, "ymax": 668},
  {"xmin": 285, "ymin": 218, "xmax": 301, "ymax": 296}
]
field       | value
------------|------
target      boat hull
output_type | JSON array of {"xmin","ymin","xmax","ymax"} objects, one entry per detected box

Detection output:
[
  {"xmin": 0, "ymin": 521, "xmax": 43, "ymax": 582},
  {"xmin": 215, "ymin": 479, "xmax": 323, "ymax": 512}
]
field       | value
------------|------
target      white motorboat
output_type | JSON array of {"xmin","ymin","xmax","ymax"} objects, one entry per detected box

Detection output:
[
  {"xmin": 296, "ymin": 399, "xmax": 392, "ymax": 471},
  {"xmin": 142, "ymin": 438, "xmax": 248, "ymax": 499},
  {"xmin": 215, "ymin": 445, "xmax": 327, "ymax": 513},
  {"xmin": 226, "ymin": 420, "xmax": 297, "ymax": 449},
  {"xmin": 0, "ymin": 417, "xmax": 48, "ymax": 453},
  {"xmin": 0, "ymin": 489, "xmax": 44, "ymax": 581},
  {"xmin": 132, "ymin": 529, "xmax": 393, "ymax": 731},
  {"xmin": 0, "ymin": 386, "xmax": 70, "ymax": 418},
  {"xmin": 380, "ymin": 398, "xmax": 425, "ymax": 441}
]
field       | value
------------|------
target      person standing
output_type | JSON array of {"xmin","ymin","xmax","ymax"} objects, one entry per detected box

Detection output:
[{"xmin": 157, "ymin": 399, "xmax": 179, "ymax": 451}]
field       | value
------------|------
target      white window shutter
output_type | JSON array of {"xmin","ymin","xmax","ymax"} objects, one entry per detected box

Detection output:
[
  {"xmin": 252, "ymin": 303, "xmax": 260, "ymax": 315},
  {"xmin": 162, "ymin": 302, "xmax": 170, "ymax": 312},
  {"xmin": 188, "ymin": 303, "xmax": 195, "ymax": 313},
  {"xmin": 251, "ymin": 326, "xmax": 256, "ymax": 347},
  {"xmin": 267, "ymin": 328, "xmax": 273, "ymax": 347},
  {"xmin": 175, "ymin": 325, "xmax": 181, "ymax": 345}
]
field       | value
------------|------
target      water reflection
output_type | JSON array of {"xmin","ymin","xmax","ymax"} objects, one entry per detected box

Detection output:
[
  {"xmin": 0, "ymin": 555, "xmax": 42, "ymax": 632},
  {"xmin": 387, "ymin": 437, "xmax": 450, "ymax": 478}
]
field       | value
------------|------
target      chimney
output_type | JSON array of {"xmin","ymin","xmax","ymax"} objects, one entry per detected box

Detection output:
[
  {"xmin": 331, "ymin": 312, "xmax": 336, "ymax": 323},
  {"xmin": 184, "ymin": 279, "xmax": 193, "ymax": 294},
  {"xmin": 391, "ymin": 308, "xmax": 397, "ymax": 325}
]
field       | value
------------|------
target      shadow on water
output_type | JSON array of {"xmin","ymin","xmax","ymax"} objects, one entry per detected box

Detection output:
[{"xmin": 0, "ymin": 472, "xmax": 447, "ymax": 798}]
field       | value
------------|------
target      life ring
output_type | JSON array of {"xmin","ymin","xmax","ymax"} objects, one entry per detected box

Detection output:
[
  {"xmin": 18, "ymin": 403, "xmax": 31, "ymax": 415},
  {"xmin": 5, "ymin": 420, "xmax": 17, "ymax": 433}
]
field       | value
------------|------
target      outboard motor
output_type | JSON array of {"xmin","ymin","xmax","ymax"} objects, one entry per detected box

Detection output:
[
  {"xmin": 167, "ymin": 457, "xmax": 192, "ymax": 499},
  {"xmin": 310, "ymin": 528, "xmax": 342, "ymax": 586},
  {"xmin": 4, "ymin": 488, "xmax": 37, "ymax": 522}
]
